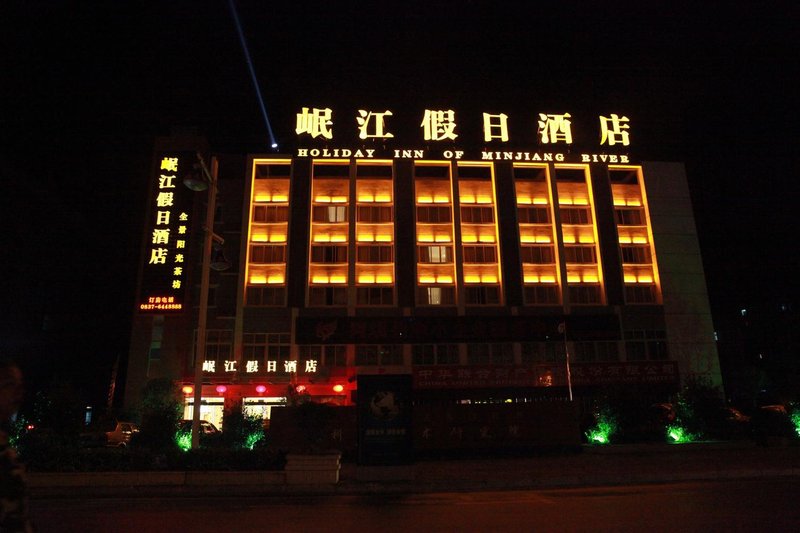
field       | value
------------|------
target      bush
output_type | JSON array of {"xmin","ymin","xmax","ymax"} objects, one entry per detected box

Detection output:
[
  {"xmin": 221, "ymin": 401, "xmax": 266, "ymax": 450},
  {"xmin": 132, "ymin": 379, "xmax": 182, "ymax": 453}
]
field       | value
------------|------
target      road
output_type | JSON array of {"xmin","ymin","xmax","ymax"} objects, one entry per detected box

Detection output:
[{"xmin": 31, "ymin": 478, "xmax": 799, "ymax": 532}]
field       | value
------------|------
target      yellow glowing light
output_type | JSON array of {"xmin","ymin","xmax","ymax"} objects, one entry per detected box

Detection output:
[
  {"xmin": 624, "ymin": 274, "xmax": 637, "ymax": 283},
  {"xmin": 578, "ymin": 235, "xmax": 595, "ymax": 244},
  {"xmin": 376, "ymin": 275, "xmax": 393, "ymax": 283},
  {"xmin": 433, "ymin": 196, "xmax": 450, "ymax": 203},
  {"xmin": 375, "ymin": 234, "xmax": 392, "ymax": 242},
  {"xmin": 517, "ymin": 196, "xmax": 532, "ymax": 205},
  {"xmin": 638, "ymin": 275, "xmax": 653, "ymax": 283},
  {"xmin": 311, "ymin": 275, "xmax": 329, "ymax": 283},
  {"xmin": 252, "ymin": 234, "xmax": 269, "ymax": 242},
  {"xmin": 437, "ymin": 275, "xmax": 453, "ymax": 283},
  {"xmin": 358, "ymin": 275, "xmax": 376, "ymax": 283},
  {"xmin": 567, "ymin": 275, "xmax": 581, "ymax": 283},
  {"xmin": 464, "ymin": 275, "xmax": 480, "ymax": 283},
  {"xmin": 419, "ymin": 275, "xmax": 436, "ymax": 283},
  {"xmin": 583, "ymin": 275, "xmax": 599, "ymax": 283},
  {"xmin": 632, "ymin": 236, "xmax": 648, "ymax": 244},
  {"xmin": 533, "ymin": 198, "xmax": 548, "ymax": 205},
  {"xmin": 314, "ymin": 195, "xmax": 332, "ymax": 203},
  {"xmin": 482, "ymin": 275, "xmax": 498, "ymax": 283},
  {"xmin": 255, "ymin": 194, "xmax": 289, "ymax": 202},
  {"xmin": 417, "ymin": 196, "xmax": 433, "ymax": 204},
  {"xmin": 434, "ymin": 235, "xmax": 451, "ymax": 243},
  {"xmin": 618, "ymin": 236, "xmax": 632, "ymax": 244},
  {"xmin": 418, "ymin": 234, "xmax": 434, "ymax": 242},
  {"xmin": 478, "ymin": 235, "xmax": 496, "ymax": 243},
  {"xmin": 462, "ymin": 235, "xmax": 477, "ymax": 243},
  {"xmin": 330, "ymin": 275, "xmax": 346, "ymax": 284},
  {"xmin": 249, "ymin": 276, "xmax": 267, "ymax": 284},
  {"xmin": 540, "ymin": 275, "xmax": 556, "ymax": 283},
  {"xmin": 563, "ymin": 236, "xmax": 576, "ymax": 244}
]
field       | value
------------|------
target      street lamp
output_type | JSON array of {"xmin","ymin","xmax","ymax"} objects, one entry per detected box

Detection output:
[{"xmin": 184, "ymin": 152, "xmax": 229, "ymax": 449}]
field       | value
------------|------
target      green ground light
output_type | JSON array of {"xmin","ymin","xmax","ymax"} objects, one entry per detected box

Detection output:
[
  {"xmin": 175, "ymin": 431, "xmax": 192, "ymax": 452},
  {"xmin": 245, "ymin": 431, "xmax": 264, "ymax": 450},
  {"xmin": 666, "ymin": 425, "xmax": 695, "ymax": 443},
  {"xmin": 790, "ymin": 409, "xmax": 800, "ymax": 438},
  {"xmin": 585, "ymin": 412, "xmax": 617, "ymax": 444}
]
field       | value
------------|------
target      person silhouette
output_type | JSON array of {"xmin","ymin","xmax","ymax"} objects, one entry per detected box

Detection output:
[{"xmin": 0, "ymin": 359, "xmax": 33, "ymax": 532}]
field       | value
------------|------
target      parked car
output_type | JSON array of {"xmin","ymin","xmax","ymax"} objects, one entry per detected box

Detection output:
[
  {"xmin": 80, "ymin": 420, "xmax": 139, "ymax": 448},
  {"xmin": 179, "ymin": 420, "xmax": 220, "ymax": 436},
  {"xmin": 105, "ymin": 422, "xmax": 140, "ymax": 447}
]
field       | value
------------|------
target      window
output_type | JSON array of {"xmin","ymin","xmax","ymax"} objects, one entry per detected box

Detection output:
[
  {"xmin": 517, "ymin": 207, "xmax": 550, "ymax": 224},
  {"xmin": 621, "ymin": 245, "xmax": 652, "ymax": 264},
  {"xmin": 148, "ymin": 316, "xmax": 164, "ymax": 361},
  {"xmin": 308, "ymin": 287, "xmax": 347, "ymax": 306},
  {"xmin": 356, "ymin": 287, "xmax": 393, "ymax": 306},
  {"xmin": 461, "ymin": 206, "xmax": 494, "ymax": 223},
  {"xmin": 564, "ymin": 246, "xmax": 597, "ymax": 264},
  {"xmin": 560, "ymin": 207, "xmax": 591, "ymax": 225},
  {"xmin": 524, "ymin": 285, "xmax": 560, "ymax": 305},
  {"xmin": 253, "ymin": 205, "xmax": 288, "ymax": 222},
  {"xmin": 311, "ymin": 245, "xmax": 347, "ymax": 263},
  {"xmin": 418, "ymin": 286, "xmax": 455, "ymax": 305},
  {"xmin": 418, "ymin": 245, "xmax": 452, "ymax": 263},
  {"xmin": 615, "ymin": 208, "xmax": 644, "ymax": 226},
  {"xmin": 323, "ymin": 345, "xmax": 347, "ymax": 367},
  {"xmin": 357, "ymin": 205, "xmax": 392, "ymax": 222},
  {"xmin": 246, "ymin": 286, "xmax": 285, "ymax": 306},
  {"xmin": 356, "ymin": 345, "xmax": 402, "ymax": 366},
  {"xmin": 243, "ymin": 333, "xmax": 267, "ymax": 367},
  {"xmin": 416, "ymin": 205, "xmax": 451, "ymax": 223},
  {"xmin": 568, "ymin": 285, "xmax": 601, "ymax": 304},
  {"xmin": 625, "ymin": 285, "xmax": 657, "ymax": 304},
  {"xmin": 250, "ymin": 245, "xmax": 286, "ymax": 263},
  {"xmin": 357, "ymin": 245, "xmax": 393, "ymax": 263},
  {"xmin": 297, "ymin": 345, "xmax": 347, "ymax": 368},
  {"xmin": 520, "ymin": 246, "xmax": 554, "ymax": 264},
  {"xmin": 521, "ymin": 342, "xmax": 549, "ymax": 363},
  {"xmin": 462, "ymin": 245, "xmax": 497, "ymax": 263},
  {"xmin": 624, "ymin": 330, "xmax": 667, "ymax": 361},
  {"xmin": 203, "ymin": 329, "xmax": 232, "ymax": 362},
  {"xmin": 465, "ymin": 286, "xmax": 501, "ymax": 305},
  {"xmin": 467, "ymin": 343, "xmax": 513, "ymax": 365},
  {"xmin": 412, "ymin": 344, "xmax": 459, "ymax": 365},
  {"xmin": 312, "ymin": 205, "xmax": 347, "ymax": 222}
]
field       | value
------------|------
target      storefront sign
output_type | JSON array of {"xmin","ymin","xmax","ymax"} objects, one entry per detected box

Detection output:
[
  {"xmin": 412, "ymin": 361, "xmax": 679, "ymax": 389},
  {"xmin": 138, "ymin": 154, "xmax": 194, "ymax": 312},
  {"xmin": 296, "ymin": 107, "xmax": 631, "ymax": 146}
]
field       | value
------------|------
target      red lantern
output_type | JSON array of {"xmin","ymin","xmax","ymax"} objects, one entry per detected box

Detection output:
[
  {"xmin": 255, "ymin": 385, "xmax": 267, "ymax": 394},
  {"xmin": 215, "ymin": 385, "xmax": 227, "ymax": 394},
  {"xmin": 181, "ymin": 385, "xmax": 194, "ymax": 395}
]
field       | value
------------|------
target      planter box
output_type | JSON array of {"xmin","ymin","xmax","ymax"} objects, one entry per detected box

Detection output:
[{"xmin": 285, "ymin": 453, "xmax": 341, "ymax": 485}]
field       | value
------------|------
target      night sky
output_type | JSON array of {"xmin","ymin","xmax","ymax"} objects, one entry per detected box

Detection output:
[{"xmin": 1, "ymin": 2, "xmax": 797, "ymax": 405}]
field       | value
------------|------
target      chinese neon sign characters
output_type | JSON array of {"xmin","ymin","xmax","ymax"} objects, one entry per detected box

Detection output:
[
  {"xmin": 296, "ymin": 107, "xmax": 631, "ymax": 146},
  {"xmin": 138, "ymin": 154, "xmax": 193, "ymax": 312},
  {"xmin": 202, "ymin": 358, "xmax": 320, "ymax": 375}
]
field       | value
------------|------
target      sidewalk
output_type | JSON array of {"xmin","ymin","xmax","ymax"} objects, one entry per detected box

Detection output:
[{"xmin": 29, "ymin": 441, "xmax": 800, "ymax": 498}]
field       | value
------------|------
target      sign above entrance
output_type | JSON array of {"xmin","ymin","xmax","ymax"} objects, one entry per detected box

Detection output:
[{"xmin": 296, "ymin": 107, "xmax": 631, "ymax": 146}]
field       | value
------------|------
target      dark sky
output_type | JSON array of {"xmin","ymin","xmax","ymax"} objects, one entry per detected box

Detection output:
[{"xmin": 1, "ymin": 1, "xmax": 797, "ymax": 400}]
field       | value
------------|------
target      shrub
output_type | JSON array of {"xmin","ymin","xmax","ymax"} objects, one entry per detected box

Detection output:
[{"xmin": 132, "ymin": 378, "xmax": 182, "ymax": 453}]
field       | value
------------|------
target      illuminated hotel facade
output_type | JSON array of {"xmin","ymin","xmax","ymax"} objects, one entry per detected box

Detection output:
[{"xmin": 126, "ymin": 109, "xmax": 722, "ymax": 430}]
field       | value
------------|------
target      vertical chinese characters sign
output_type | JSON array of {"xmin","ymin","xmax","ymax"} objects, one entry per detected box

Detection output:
[{"xmin": 138, "ymin": 154, "xmax": 194, "ymax": 312}]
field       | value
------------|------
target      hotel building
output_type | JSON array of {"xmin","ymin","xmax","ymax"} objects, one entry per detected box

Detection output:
[{"xmin": 125, "ymin": 110, "xmax": 721, "ymax": 431}]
